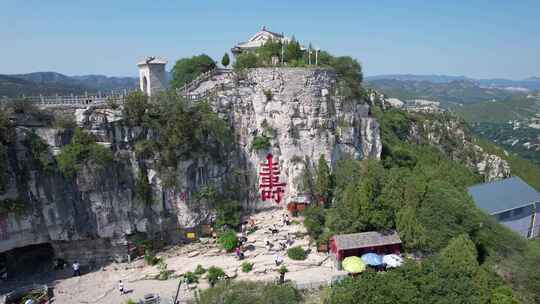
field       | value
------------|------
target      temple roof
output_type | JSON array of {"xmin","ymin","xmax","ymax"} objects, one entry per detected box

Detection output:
[{"xmin": 233, "ymin": 26, "xmax": 289, "ymax": 50}]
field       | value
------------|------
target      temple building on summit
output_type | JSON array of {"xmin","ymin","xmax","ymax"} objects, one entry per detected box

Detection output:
[{"xmin": 231, "ymin": 26, "xmax": 291, "ymax": 56}]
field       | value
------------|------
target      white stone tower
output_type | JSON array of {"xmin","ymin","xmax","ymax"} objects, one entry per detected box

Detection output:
[{"xmin": 137, "ymin": 57, "xmax": 168, "ymax": 96}]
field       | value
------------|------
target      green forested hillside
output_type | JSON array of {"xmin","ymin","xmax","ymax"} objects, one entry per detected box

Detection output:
[
  {"xmin": 452, "ymin": 97, "xmax": 540, "ymax": 123},
  {"xmin": 301, "ymin": 107, "xmax": 540, "ymax": 303}
]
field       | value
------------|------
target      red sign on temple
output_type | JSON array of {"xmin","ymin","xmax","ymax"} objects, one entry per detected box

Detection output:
[{"xmin": 259, "ymin": 153, "xmax": 286, "ymax": 204}]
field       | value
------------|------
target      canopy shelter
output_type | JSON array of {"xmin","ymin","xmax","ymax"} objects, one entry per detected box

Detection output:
[
  {"xmin": 361, "ymin": 253, "xmax": 383, "ymax": 266},
  {"xmin": 341, "ymin": 256, "xmax": 366, "ymax": 274},
  {"xmin": 330, "ymin": 230, "xmax": 402, "ymax": 262},
  {"xmin": 383, "ymin": 254, "xmax": 404, "ymax": 268}
]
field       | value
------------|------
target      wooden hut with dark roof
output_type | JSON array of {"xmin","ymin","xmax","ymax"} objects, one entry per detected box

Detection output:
[{"xmin": 329, "ymin": 230, "xmax": 402, "ymax": 262}]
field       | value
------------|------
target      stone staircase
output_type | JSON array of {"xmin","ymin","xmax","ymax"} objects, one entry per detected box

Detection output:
[{"xmin": 177, "ymin": 68, "xmax": 233, "ymax": 100}]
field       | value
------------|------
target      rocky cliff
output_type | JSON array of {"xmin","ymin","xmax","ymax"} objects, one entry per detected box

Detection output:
[{"xmin": 0, "ymin": 68, "xmax": 381, "ymax": 262}]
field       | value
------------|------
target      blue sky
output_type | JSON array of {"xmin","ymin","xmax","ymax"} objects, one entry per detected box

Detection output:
[{"xmin": 1, "ymin": 0, "xmax": 539, "ymax": 79}]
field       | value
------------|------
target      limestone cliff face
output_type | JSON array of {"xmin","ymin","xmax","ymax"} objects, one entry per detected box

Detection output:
[
  {"xmin": 0, "ymin": 68, "xmax": 382, "ymax": 260},
  {"xmin": 407, "ymin": 114, "xmax": 510, "ymax": 181},
  {"xmin": 191, "ymin": 68, "xmax": 381, "ymax": 206}
]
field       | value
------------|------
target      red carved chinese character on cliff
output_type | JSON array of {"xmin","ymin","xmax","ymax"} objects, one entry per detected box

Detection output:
[{"xmin": 259, "ymin": 153, "xmax": 286, "ymax": 204}]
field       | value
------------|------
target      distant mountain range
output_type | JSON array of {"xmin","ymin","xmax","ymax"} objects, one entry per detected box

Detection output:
[
  {"xmin": 366, "ymin": 74, "xmax": 540, "ymax": 91},
  {"xmin": 0, "ymin": 72, "xmax": 138, "ymax": 97},
  {"xmin": 365, "ymin": 78, "xmax": 525, "ymax": 105}
]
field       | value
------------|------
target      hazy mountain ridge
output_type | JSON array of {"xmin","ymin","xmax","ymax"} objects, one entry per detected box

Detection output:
[
  {"xmin": 366, "ymin": 74, "xmax": 540, "ymax": 90},
  {"xmin": 365, "ymin": 78, "xmax": 522, "ymax": 105},
  {"xmin": 0, "ymin": 72, "xmax": 138, "ymax": 97}
]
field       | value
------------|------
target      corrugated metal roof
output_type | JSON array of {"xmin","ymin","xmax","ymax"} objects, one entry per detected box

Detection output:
[
  {"xmin": 467, "ymin": 176, "xmax": 540, "ymax": 215},
  {"xmin": 333, "ymin": 231, "xmax": 401, "ymax": 251}
]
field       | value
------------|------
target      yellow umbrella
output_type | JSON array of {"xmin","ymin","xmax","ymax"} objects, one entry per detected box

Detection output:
[{"xmin": 341, "ymin": 256, "xmax": 366, "ymax": 273}]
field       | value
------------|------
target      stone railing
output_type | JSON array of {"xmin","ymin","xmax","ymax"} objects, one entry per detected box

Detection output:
[
  {"xmin": 0, "ymin": 89, "xmax": 134, "ymax": 107},
  {"xmin": 177, "ymin": 68, "xmax": 232, "ymax": 95}
]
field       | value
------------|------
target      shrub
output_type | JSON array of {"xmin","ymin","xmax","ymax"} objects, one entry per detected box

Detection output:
[
  {"xmin": 250, "ymin": 135, "xmax": 271, "ymax": 151},
  {"xmin": 134, "ymin": 139, "xmax": 157, "ymax": 159},
  {"xmin": 125, "ymin": 299, "xmax": 137, "ymax": 304},
  {"xmin": 233, "ymin": 53, "xmax": 258, "ymax": 71},
  {"xmin": 263, "ymin": 89, "xmax": 273, "ymax": 101},
  {"xmin": 0, "ymin": 199, "xmax": 26, "ymax": 215},
  {"xmin": 106, "ymin": 96, "xmax": 120, "ymax": 109},
  {"xmin": 207, "ymin": 266, "xmax": 226, "ymax": 287},
  {"xmin": 157, "ymin": 260, "xmax": 174, "ymax": 280},
  {"xmin": 194, "ymin": 264, "xmax": 206, "ymax": 275},
  {"xmin": 287, "ymin": 246, "xmax": 307, "ymax": 261},
  {"xmin": 123, "ymin": 91, "xmax": 149, "ymax": 125},
  {"xmin": 214, "ymin": 200, "xmax": 242, "ymax": 229},
  {"xmin": 277, "ymin": 265, "xmax": 289, "ymax": 274},
  {"xmin": 183, "ymin": 271, "xmax": 199, "ymax": 284},
  {"xmin": 241, "ymin": 262, "xmax": 253, "ymax": 273},
  {"xmin": 24, "ymin": 131, "xmax": 53, "ymax": 171},
  {"xmin": 52, "ymin": 113, "xmax": 76, "ymax": 129},
  {"xmin": 195, "ymin": 280, "xmax": 302, "ymax": 304},
  {"xmin": 56, "ymin": 128, "xmax": 113, "ymax": 177},
  {"xmin": 218, "ymin": 230, "xmax": 238, "ymax": 252},
  {"xmin": 170, "ymin": 54, "xmax": 216, "ymax": 89},
  {"xmin": 144, "ymin": 250, "xmax": 160, "ymax": 266}
]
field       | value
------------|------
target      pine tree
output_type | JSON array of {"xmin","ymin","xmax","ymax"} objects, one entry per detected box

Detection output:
[
  {"xmin": 221, "ymin": 53, "xmax": 230, "ymax": 67},
  {"xmin": 315, "ymin": 155, "xmax": 331, "ymax": 204}
]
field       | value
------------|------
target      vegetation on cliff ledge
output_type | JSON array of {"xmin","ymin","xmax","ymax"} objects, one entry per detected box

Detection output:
[
  {"xmin": 56, "ymin": 128, "xmax": 113, "ymax": 178},
  {"xmin": 124, "ymin": 91, "xmax": 232, "ymax": 171}
]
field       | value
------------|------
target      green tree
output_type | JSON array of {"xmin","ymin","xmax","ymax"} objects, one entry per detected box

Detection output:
[
  {"xmin": 221, "ymin": 53, "xmax": 230, "ymax": 67},
  {"xmin": 123, "ymin": 91, "xmax": 149, "ymax": 125},
  {"xmin": 214, "ymin": 200, "xmax": 242, "ymax": 228},
  {"xmin": 284, "ymin": 38, "xmax": 303, "ymax": 63},
  {"xmin": 329, "ymin": 271, "xmax": 420, "ymax": 304},
  {"xmin": 256, "ymin": 39, "xmax": 283, "ymax": 65},
  {"xmin": 314, "ymin": 155, "xmax": 332, "ymax": 204},
  {"xmin": 329, "ymin": 56, "xmax": 363, "ymax": 99},
  {"xmin": 233, "ymin": 53, "xmax": 259, "ymax": 70},
  {"xmin": 303, "ymin": 206, "xmax": 325, "ymax": 240},
  {"xmin": 170, "ymin": 54, "xmax": 216, "ymax": 89}
]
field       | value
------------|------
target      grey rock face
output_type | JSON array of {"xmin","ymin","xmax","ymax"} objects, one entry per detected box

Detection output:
[
  {"xmin": 197, "ymin": 68, "xmax": 381, "ymax": 205},
  {"xmin": 408, "ymin": 116, "xmax": 510, "ymax": 181}
]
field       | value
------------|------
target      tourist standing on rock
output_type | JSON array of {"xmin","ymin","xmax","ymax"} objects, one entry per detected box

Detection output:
[
  {"xmin": 118, "ymin": 280, "xmax": 124, "ymax": 295},
  {"xmin": 273, "ymin": 254, "xmax": 283, "ymax": 266},
  {"xmin": 264, "ymin": 238, "xmax": 272, "ymax": 251},
  {"xmin": 72, "ymin": 261, "xmax": 81, "ymax": 276}
]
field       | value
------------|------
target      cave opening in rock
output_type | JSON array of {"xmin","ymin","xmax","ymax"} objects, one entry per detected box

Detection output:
[{"xmin": 1, "ymin": 243, "xmax": 55, "ymax": 278}]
